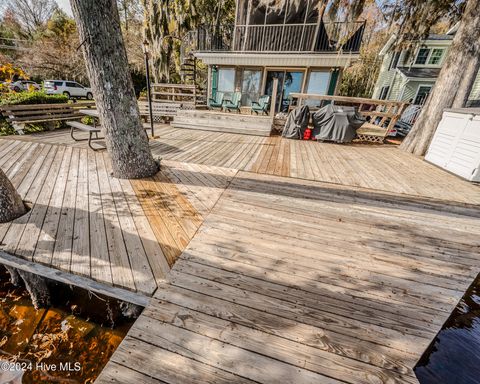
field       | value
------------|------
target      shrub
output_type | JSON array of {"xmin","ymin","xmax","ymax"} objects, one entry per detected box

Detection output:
[
  {"xmin": 0, "ymin": 91, "xmax": 69, "ymax": 136},
  {"xmin": 0, "ymin": 91, "xmax": 68, "ymax": 106}
]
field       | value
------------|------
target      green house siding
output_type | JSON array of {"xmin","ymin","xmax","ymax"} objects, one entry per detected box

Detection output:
[
  {"xmin": 327, "ymin": 69, "xmax": 340, "ymax": 95},
  {"xmin": 211, "ymin": 66, "xmax": 219, "ymax": 97}
]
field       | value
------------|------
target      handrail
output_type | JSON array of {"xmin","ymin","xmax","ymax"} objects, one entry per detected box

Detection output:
[
  {"xmin": 191, "ymin": 20, "xmax": 365, "ymax": 53},
  {"xmin": 289, "ymin": 93, "xmax": 408, "ymax": 107}
]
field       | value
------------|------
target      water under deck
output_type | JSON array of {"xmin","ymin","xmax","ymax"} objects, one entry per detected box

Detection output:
[{"xmin": 1, "ymin": 126, "xmax": 480, "ymax": 384}]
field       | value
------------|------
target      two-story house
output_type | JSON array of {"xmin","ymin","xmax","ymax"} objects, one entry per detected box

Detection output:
[
  {"xmin": 373, "ymin": 25, "xmax": 480, "ymax": 107},
  {"xmin": 189, "ymin": 0, "xmax": 365, "ymax": 113}
]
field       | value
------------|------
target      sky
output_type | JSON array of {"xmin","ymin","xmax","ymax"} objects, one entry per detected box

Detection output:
[{"xmin": 56, "ymin": 0, "xmax": 73, "ymax": 16}]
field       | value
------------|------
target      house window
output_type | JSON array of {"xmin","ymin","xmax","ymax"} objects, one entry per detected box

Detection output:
[
  {"xmin": 306, "ymin": 71, "xmax": 330, "ymax": 95},
  {"xmin": 389, "ymin": 52, "xmax": 401, "ymax": 70},
  {"xmin": 415, "ymin": 48, "xmax": 430, "ymax": 65},
  {"xmin": 379, "ymin": 86, "xmax": 390, "ymax": 100},
  {"xmin": 428, "ymin": 49, "xmax": 444, "ymax": 65},
  {"xmin": 241, "ymin": 70, "xmax": 262, "ymax": 106},
  {"xmin": 217, "ymin": 68, "xmax": 236, "ymax": 94},
  {"xmin": 414, "ymin": 85, "xmax": 432, "ymax": 105}
]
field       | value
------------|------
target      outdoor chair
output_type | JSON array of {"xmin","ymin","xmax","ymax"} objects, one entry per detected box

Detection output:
[
  {"xmin": 251, "ymin": 95, "xmax": 270, "ymax": 115},
  {"xmin": 208, "ymin": 92, "xmax": 224, "ymax": 110},
  {"xmin": 223, "ymin": 92, "xmax": 242, "ymax": 113}
]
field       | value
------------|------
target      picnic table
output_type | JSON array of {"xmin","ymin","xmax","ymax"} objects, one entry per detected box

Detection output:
[{"xmin": 67, "ymin": 109, "xmax": 105, "ymax": 151}]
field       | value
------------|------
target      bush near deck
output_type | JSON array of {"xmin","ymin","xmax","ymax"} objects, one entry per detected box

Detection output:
[{"xmin": 0, "ymin": 92, "xmax": 69, "ymax": 136}]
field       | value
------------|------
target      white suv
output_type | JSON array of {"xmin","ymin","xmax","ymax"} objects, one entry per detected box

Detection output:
[{"xmin": 44, "ymin": 80, "xmax": 94, "ymax": 100}]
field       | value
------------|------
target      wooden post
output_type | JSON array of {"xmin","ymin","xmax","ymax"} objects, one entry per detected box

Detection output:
[
  {"xmin": 207, "ymin": 65, "xmax": 212, "ymax": 104},
  {"xmin": 270, "ymin": 77, "xmax": 279, "ymax": 119}
]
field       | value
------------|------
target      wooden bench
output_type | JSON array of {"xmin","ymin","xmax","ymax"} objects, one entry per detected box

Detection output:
[
  {"xmin": 67, "ymin": 121, "xmax": 104, "ymax": 151},
  {"xmin": 138, "ymin": 101, "xmax": 182, "ymax": 123},
  {"xmin": 0, "ymin": 102, "xmax": 95, "ymax": 134}
]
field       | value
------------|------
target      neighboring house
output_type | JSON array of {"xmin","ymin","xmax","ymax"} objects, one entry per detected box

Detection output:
[
  {"xmin": 373, "ymin": 24, "xmax": 480, "ymax": 107},
  {"xmin": 189, "ymin": 0, "xmax": 365, "ymax": 113}
]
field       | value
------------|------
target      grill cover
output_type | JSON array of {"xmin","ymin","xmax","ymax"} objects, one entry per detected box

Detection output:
[
  {"xmin": 282, "ymin": 105, "xmax": 310, "ymax": 140},
  {"xmin": 312, "ymin": 104, "xmax": 365, "ymax": 143}
]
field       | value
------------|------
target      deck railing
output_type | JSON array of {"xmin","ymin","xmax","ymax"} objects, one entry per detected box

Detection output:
[
  {"xmin": 400, "ymin": 104, "xmax": 423, "ymax": 125},
  {"xmin": 191, "ymin": 21, "xmax": 365, "ymax": 53}
]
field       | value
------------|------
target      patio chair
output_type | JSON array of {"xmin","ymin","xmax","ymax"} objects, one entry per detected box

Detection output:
[
  {"xmin": 208, "ymin": 92, "xmax": 224, "ymax": 110},
  {"xmin": 223, "ymin": 92, "xmax": 242, "ymax": 113},
  {"xmin": 251, "ymin": 95, "xmax": 270, "ymax": 115}
]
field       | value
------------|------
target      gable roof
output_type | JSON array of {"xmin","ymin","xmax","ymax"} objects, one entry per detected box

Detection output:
[{"xmin": 397, "ymin": 66, "xmax": 442, "ymax": 79}]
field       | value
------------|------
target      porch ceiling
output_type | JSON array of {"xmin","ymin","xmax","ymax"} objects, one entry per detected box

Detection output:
[{"xmin": 194, "ymin": 52, "xmax": 360, "ymax": 68}]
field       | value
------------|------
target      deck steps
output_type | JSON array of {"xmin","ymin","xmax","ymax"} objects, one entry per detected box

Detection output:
[{"xmin": 172, "ymin": 110, "xmax": 273, "ymax": 136}]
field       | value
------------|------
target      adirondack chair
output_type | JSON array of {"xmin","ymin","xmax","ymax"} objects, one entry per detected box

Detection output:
[
  {"xmin": 251, "ymin": 95, "xmax": 270, "ymax": 115},
  {"xmin": 208, "ymin": 92, "xmax": 224, "ymax": 110},
  {"xmin": 223, "ymin": 92, "xmax": 242, "ymax": 113}
]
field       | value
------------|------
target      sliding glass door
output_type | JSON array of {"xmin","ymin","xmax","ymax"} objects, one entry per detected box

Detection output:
[{"xmin": 265, "ymin": 70, "xmax": 304, "ymax": 112}]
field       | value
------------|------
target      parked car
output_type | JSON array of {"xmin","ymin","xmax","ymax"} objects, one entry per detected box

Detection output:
[
  {"xmin": 44, "ymin": 80, "xmax": 94, "ymax": 100},
  {"xmin": 9, "ymin": 80, "xmax": 41, "ymax": 92}
]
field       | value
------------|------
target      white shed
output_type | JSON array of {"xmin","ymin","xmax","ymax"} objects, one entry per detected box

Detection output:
[{"xmin": 425, "ymin": 108, "xmax": 480, "ymax": 182}]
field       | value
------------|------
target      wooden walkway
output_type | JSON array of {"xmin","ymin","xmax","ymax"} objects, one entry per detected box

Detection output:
[
  {"xmin": 2, "ymin": 126, "xmax": 480, "ymax": 384},
  {"xmin": 96, "ymin": 172, "xmax": 480, "ymax": 384},
  {"xmin": 0, "ymin": 139, "xmax": 235, "ymax": 295}
]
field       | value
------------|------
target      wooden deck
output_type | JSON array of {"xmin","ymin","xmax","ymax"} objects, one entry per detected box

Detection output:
[
  {"xmin": 9, "ymin": 126, "xmax": 480, "ymax": 204},
  {"xmin": 0, "ymin": 138, "xmax": 235, "ymax": 295},
  {"xmin": 96, "ymin": 172, "xmax": 480, "ymax": 384},
  {"xmin": 2, "ymin": 126, "xmax": 480, "ymax": 384}
]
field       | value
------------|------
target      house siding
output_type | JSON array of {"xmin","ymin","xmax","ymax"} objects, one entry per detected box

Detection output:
[
  {"xmin": 388, "ymin": 72, "xmax": 402, "ymax": 100},
  {"xmin": 372, "ymin": 52, "xmax": 396, "ymax": 98},
  {"xmin": 469, "ymin": 70, "xmax": 480, "ymax": 101},
  {"xmin": 373, "ymin": 37, "xmax": 453, "ymax": 103}
]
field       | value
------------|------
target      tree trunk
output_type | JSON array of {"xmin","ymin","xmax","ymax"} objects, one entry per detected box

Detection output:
[
  {"xmin": 5, "ymin": 266, "xmax": 50, "ymax": 309},
  {"xmin": 400, "ymin": 0, "xmax": 480, "ymax": 156},
  {"xmin": 452, "ymin": 56, "xmax": 480, "ymax": 108},
  {"xmin": 70, "ymin": 0, "xmax": 159, "ymax": 179},
  {"xmin": 0, "ymin": 169, "xmax": 27, "ymax": 223}
]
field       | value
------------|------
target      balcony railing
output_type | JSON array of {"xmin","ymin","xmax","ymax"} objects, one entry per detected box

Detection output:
[{"xmin": 190, "ymin": 21, "xmax": 365, "ymax": 54}]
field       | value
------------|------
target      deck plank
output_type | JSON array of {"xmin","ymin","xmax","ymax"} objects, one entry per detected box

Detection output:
[
  {"xmin": 87, "ymin": 149, "xmax": 113, "ymax": 285},
  {"xmin": 95, "ymin": 152, "xmax": 136, "ymax": 291}
]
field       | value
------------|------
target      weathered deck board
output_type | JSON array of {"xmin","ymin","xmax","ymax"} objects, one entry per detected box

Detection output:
[
  {"xmin": 7, "ymin": 127, "xmax": 479, "ymax": 205},
  {"xmin": 0, "ymin": 139, "xmax": 233, "ymax": 294},
  {"xmin": 98, "ymin": 171, "xmax": 480, "ymax": 384}
]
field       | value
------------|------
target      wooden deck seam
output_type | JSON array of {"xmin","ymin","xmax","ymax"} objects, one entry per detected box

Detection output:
[{"xmin": 135, "ymin": 312, "xmax": 362, "ymax": 384}]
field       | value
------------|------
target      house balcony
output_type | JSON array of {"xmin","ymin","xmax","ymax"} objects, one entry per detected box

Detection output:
[{"xmin": 189, "ymin": 21, "xmax": 365, "ymax": 54}]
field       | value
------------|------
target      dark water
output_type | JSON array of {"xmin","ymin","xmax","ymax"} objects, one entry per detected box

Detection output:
[
  {"xmin": 415, "ymin": 274, "xmax": 480, "ymax": 384},
  {"xmin": 0, "ymin": 266, "xmax": 138, "ymax": 384}
]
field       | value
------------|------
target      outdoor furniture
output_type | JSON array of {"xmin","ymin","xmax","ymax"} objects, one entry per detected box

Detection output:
[
  {"xmin": 208, "ymin": 92, "xmax": 224, "ymax": 110},
  {"xmin": 0, "ymin": 102, "xmax": 94, "ymax": 134},
  {"xmin": 251, "ymin": 95, "xmax": 270, "ymax": 115},
  {"xmin": 223, "ymin": 92, "xmax": 242, "ymax": 113},
  {"xmin": 68, "ymin": 109, "xmax": 104, "ymax": 151}
]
